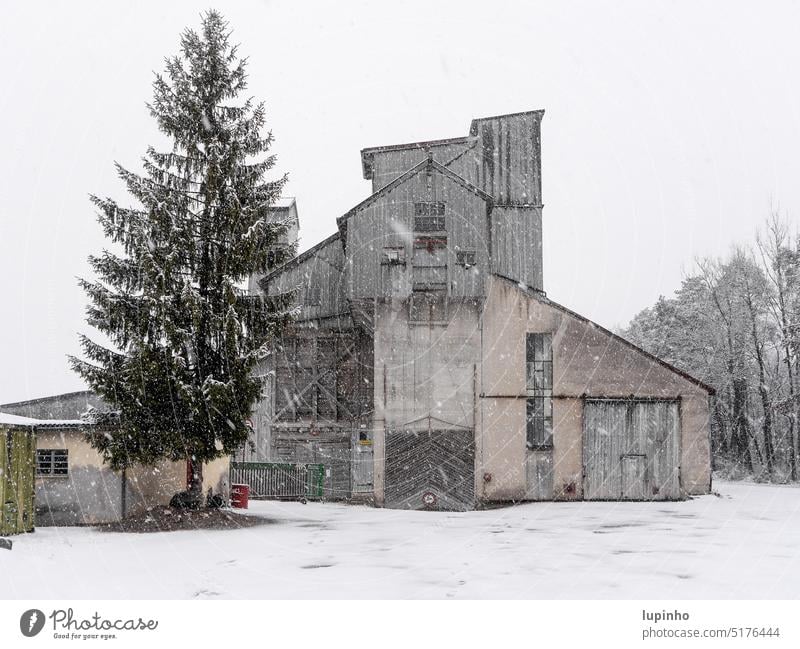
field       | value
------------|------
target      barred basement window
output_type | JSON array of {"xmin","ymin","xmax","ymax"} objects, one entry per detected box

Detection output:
[
  {"xmin": 526, "ymin": 333, "xmax": 553, "ymax": 448},
  {"xmin": 36, "ymin": 449, "xmax": 68, "ymax": 476}
]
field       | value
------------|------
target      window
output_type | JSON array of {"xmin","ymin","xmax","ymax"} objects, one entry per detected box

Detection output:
[
  {"xmin": 526, "ymin": 333, "xmax": 553, "ymax": 448},
  {"xmin": 414, "ymin": 201, "xmax": 445, "ymax": 216},
  {"xmin": 382, "ymin": 247, "xmax": 406, "ymax": 265},
  {"xmin": 414, "ymin": 216, "xmax": 446, "ymax": 232},
  {"xmin": 412, "ymin": 238, "xmax": 447, "ymax": 291},
  {"xmin": 456, "ymin": 250, "xmax": 477, "ymax": 268},
  {"xmin": 414, "ymin": 203, "xmax": 446, "ymax": 232},
  {"xmin": 37, "ymin": 449, "xmax": 68, "ymax": 476}
]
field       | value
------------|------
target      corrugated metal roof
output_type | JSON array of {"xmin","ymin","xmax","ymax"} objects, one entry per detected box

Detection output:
[{"xmin": 0, "ymin": 412, "xmax": 86, "ymax": 428}]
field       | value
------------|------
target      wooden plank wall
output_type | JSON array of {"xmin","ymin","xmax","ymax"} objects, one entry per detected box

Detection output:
[
  {"xmin": 583, "ymin": 400, "xmax": 680, "ymax": 500},
  {"xmin": 363, "ymin": 112, "xmax": 545, "ymax": 292},
  {"xmin": 264, "ymin": 234, "xmax": 349, "ymax": 323},
  {"xmin": 273, "ymin": 329, "xmax": 371, "ymax": 424},
  {"xmin": 491, "ymin": 205, "xmax": 543, "ymax": 291},
  {"xmin": 345, "ymin": 170, "xmax": 490, "ymax": 301},
  {"xmin": 469, "ymin": 112, "xmax": 543, "ymax": 206},
  {"xmin": 369, "ymin": 140, "xmax": 476, "ymax": 192},
  {"xmin": 384, "ymin": 429, "xmax": 475, "ymax": 511}
]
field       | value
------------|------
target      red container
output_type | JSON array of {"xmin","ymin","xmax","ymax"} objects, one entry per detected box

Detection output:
[{"xmin": 230, "ymin": 483, "xmax": 249, "ymax": 509}]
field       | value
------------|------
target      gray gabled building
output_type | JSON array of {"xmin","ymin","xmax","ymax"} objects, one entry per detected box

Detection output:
[{"xmin": 245, "ymin": 110, "xmax": 714, "ymax": 510}]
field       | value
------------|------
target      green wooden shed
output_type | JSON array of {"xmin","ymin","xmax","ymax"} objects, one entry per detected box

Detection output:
[{"xmin": 1, "ymin": 417, "xmax": 36, "ymax": 535}]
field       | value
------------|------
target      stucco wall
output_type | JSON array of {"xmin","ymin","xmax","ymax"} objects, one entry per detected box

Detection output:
[
  {"xmin": 36, "ymin": 429, "xmax": 232, "ymax": 524},
  {"xmin": 35, "ymin": 429, "xmax": 123, "ymax": 525},
  {"xmin": 479, "ymin": 275, "xmax": 712, "ymax": 502}
]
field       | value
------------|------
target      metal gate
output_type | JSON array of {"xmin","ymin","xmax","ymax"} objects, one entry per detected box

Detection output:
[
  {"xmin": 229, "ymin": 462, "xmax": 324, "ymax": 500},
  {"xmin": 385, "ymin": 428, "xmax": 475, "ymax": 511},
  {"xmin": 583, "ymin": 399, "xmax": 680, "ymax": 500}
]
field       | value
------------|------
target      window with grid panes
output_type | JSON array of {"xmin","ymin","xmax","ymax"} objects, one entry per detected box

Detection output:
[
  {"xmin": 413, "ymin": 202, "xmax": 446, "ymax": 232},
  {"xmin": 36, "ymin": 449, "xmax": 69, "ymax": 476},
  {"xmin": 526, "ymin": 333, "xmax": 553, "ymax": 448}
]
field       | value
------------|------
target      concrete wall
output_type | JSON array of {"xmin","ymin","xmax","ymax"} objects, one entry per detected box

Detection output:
[
  {"xmin": 371, "ymin": 298, "xmax": 482, "ymax": 505},
  {"xmin": 479, "ymin": 275, "xmax": 712, "ymax": 502},
  {"xmin": 35, "ymin": 428, "xmax": 230, "ymax": 525},
  {"xmin": 35, "ymin": 428, "xmax": 123, "ymax": 525}
]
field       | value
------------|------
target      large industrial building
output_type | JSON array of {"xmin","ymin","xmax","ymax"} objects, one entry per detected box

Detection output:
[{"xmin": 242, "ymin": 109, "xmax": 713, "ymax": 510}]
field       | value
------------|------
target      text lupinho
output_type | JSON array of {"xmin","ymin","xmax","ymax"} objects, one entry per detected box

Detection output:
[{"xmin": 642, "ymin": 610, "xmax": 690, "ymax": 624}]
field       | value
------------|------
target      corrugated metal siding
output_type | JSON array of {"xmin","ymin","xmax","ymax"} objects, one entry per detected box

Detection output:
[{"xmin": 583, "ymin": 400, "xmax": 680, "ymax": 501}]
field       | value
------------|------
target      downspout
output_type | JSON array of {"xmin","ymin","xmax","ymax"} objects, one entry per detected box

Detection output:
[{"xmin": 120, "ymin": 468, "xmax": 127, "ymax": 520}]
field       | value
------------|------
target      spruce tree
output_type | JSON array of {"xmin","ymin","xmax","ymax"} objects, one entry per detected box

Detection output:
[{"xmin": 70, "ymin": 11, "xmax": 293, "ymax": 502}]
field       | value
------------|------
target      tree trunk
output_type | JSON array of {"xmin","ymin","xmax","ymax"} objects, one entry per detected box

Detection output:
[
  {"xmin": 189, "ymin": 457, "xmax": 204, "ymax": 498},
  {"xmin": 746, "ymin": 289, "xmax": 774, "ymax": 477},
  {"xmin": 732, "ymin": 374, "xmax": 755, "ymax": 473}
]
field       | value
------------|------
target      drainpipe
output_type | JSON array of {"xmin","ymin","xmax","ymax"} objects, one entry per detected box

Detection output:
[{"xmin": 120, "ymin": 468, "xmax": 127, "ymax": 519}]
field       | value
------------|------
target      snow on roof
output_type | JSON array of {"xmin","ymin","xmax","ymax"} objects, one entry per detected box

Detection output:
[
  {"xmin": 0, "ymin": 412, "xmax": 86, "ymax": 428},
  {"xmin": 269, "ymin": 197, "xmax": 296, "ymax": 210}
]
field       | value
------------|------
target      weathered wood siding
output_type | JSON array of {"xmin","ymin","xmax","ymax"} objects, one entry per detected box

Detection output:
[
  {"xmin": 344, "ymin": 168, "xmax": 491, "ymax": 301},
  {"xmin": 384, "ymin": 428, "xmax": 475, "ymax": 511},
  {"xmin": 366, "ymin": 139, "xmax": 477, "ymax": 192},
  {"xmin": 273, "ymin": 329, "xmax": 372, "ymax": 424},
  {"xmin": 491, "ymin": 205, "xmax": 543, "ymax": 290},
  {"xmin": 469, "ymin": 111, "xmax": 543, "ymax": 206},
  {"xmin": 364, "ymin": 111, "xmax": 544, "ymax": 208},
  {"xmin": 263, "ymin": 234, "xmax": 348, "ymax": 323},
  {"xmin": 583, "ymin": 399, "xmax": 680, "ymax": 501},
  {"xmin": 247, "ymin": 201, "xmax": 300, "ymax": 295}
]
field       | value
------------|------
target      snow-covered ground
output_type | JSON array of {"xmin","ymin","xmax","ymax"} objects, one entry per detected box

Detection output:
[{"xmin": 2, "ymin": 480, "xmax": 799, "ymax": 599}]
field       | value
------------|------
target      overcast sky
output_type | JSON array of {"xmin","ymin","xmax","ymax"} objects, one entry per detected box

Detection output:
[{"xmin": 1, "ymin": 0, "xmax": 799, "ymax": 403}]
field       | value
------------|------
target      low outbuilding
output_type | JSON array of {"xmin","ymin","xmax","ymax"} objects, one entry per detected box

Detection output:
[{"xmin": 1, "ymin": 392, "xmax": 230, "ymax": 525}]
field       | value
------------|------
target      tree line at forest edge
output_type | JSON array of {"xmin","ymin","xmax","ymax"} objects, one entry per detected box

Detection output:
[
  {"xmin": 621, "ymin": 214, "xmax": 800, "ymax": 482},
  {"xmin": 70, "ymin": 11, "xmax": 294, "ymax": 507}
]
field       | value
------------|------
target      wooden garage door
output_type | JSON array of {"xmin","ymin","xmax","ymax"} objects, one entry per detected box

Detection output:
[
  {"xmin": 583, "ymin": 399, "xmax": 680, "ymax": 500},
  {"xmin": 385, "ymin": 429, "xmax": 474, "ymax": 511}
]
